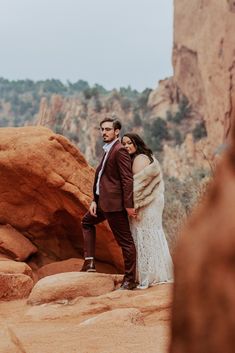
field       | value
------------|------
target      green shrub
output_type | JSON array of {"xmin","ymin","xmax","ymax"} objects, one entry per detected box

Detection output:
[
  {"xmin": 192, "ymin": 121, "xmax": 207, "ymax": 141},
  {"xmin": 166, "ymin": 96, "xmax": 191, "ymax": 123},
  {"xmin": 166, "ymin": 110, "xmax": 173, "ymax": 121},
  {"xmin": 68, "ymin": 80, "xmax": 89, "ymax": 92},
  {"xmin": 173, "ymin": 129, "xmax": 183, "ymax": 145},
  {"xmin": 137, "ymin": 88, "xmax": 152, "ymax": 110},
  {"xmin": 121, "ymin": 98, "xmax": 131, "ymax": 112},
  {"xmin": 133, "ymin": 112, "xmax": 142, "ymax": 127},
  {"xmin": 152, "ymin": 117, "xmax": 169, "ymax": 139},
  {"xmin": 144, "ymin": 117, "xmax": 170, "ymax": 152},
  {"xmin": 94, "ymin": 98, "xmax": 102, "ymax": 113},
  {"xmin": 119, "ymin": 86, "xmax": 139, "ymax": 99},
  {"xmin": 64, "ymin": 131, "xmax": 79, "ymax": 143},
  {"xmin": 163, "ymin": 171, "xmax": 211, "ymax": 252}
]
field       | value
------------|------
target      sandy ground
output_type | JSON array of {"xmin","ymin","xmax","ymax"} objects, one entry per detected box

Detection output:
[{"xmin": 0, "ymin": 284, "xmax": 172, "ymax": 353}]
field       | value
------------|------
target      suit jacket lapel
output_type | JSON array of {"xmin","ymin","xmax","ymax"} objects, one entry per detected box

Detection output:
[
  {"xmin": 94, "ymin": 152, "xmax": 106, "ymax": 185},
  {"xmin": 96, "ymin": 152, "xmax": 106, "ymax": 173},
  {"xmin": 102, "ymin": 140, "xmax": 119, "ymax": 170},
  {"xmin": 95, "ymin": 140, "xmax": 120, "ymax": 179},
  {"xmin": 105, "ymin": 140, "xmax": 119, "ymax": 162}
]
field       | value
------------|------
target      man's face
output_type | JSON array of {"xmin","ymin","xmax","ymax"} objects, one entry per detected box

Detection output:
[{"xmin": 100, "ymin": 121, "xmax": 119, "ymax": 143}]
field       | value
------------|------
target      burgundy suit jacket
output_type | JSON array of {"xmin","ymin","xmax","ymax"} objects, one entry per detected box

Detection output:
[{"xmin": 93, "ymin": 140, "xmax": 134, "ymax": 212}]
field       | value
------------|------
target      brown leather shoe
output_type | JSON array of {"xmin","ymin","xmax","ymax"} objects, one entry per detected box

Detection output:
[
  {"xmin": 81, "ymin": 259, "xmax": 96, "ymax": 272},
  {"xmin": 118, "ymin": 281, "xmax": 136, "ymax": 290}
]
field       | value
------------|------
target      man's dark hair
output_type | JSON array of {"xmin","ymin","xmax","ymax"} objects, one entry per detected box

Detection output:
[{"xmin": 99, "ymin": 116, "xmax": 122, "ymax": 130}]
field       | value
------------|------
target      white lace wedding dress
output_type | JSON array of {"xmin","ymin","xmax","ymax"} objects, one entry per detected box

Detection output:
[{"xmin": 129, "ymin": 160, "xmax": 173, "ymax": 289}]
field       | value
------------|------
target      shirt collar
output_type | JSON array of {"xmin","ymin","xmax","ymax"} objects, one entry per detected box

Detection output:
[{"xmin": 103, "ymin": 138, "xmax": 118, "ymax": 153}]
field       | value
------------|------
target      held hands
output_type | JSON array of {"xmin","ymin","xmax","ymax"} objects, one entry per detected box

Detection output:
[
  {"xmin": 126, "ymin": 207, "xmax": 137, "ymax": 218},
  {"xmin": 89, "ymin": 202, "xmax": 137, "ymax": 219},
  {"xmin": 89, "ymin": 201, "xmax": 97, "ymax": 217}
]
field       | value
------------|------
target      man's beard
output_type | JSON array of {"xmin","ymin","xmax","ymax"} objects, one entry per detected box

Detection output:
[{"xmin": 103, "ymin": 136, "xmax": 112, "ymax": 142}]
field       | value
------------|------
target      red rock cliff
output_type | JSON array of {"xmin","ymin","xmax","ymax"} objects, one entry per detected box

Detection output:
[{"xmin": 173, "ymin": 0, "xmax": 235, "ymax": 149}]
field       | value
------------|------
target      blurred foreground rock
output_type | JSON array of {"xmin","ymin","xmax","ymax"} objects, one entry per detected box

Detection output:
[{"xmin": 170, "ymin": 138, "xmax": 235, "ymax": 352}]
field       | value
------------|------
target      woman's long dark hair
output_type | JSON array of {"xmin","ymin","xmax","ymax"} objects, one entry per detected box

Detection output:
[{"xmin": 121, "ymin": 133, "xmax": 154, "ymax": 163}]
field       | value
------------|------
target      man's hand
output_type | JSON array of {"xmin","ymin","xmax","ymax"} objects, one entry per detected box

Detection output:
[
  {"xmin": 89, "ymin": 201, "xmax": 97, "ymax": 217},
  {"xmin": 126, "ymin": 208, "xmax": 137, "ymax": 218}
]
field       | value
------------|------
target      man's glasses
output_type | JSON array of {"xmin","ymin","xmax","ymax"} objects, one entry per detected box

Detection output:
[{"xmin": 100, "ymin": 127, "xmax": 114, "ymax": 132}]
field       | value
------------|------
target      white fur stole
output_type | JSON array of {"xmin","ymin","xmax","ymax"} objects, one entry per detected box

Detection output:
[{"xmin": 133, "ymin": 158, "xmax": 162, "ymax": 209}]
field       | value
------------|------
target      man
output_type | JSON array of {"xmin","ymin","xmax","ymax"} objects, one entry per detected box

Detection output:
[{"xmin": 81, "ymin": 116, "xmax": 137, "ymax": 290}]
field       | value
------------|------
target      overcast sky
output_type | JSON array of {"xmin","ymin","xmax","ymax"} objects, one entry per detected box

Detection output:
[{"xmin": 0, "ymin": 0, "xmax": 173, "ymax": 91}]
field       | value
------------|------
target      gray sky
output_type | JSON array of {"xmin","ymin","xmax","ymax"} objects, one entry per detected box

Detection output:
[{"xmin": 0, "ymin": 0, "xmax": 173, "ymax": 91}]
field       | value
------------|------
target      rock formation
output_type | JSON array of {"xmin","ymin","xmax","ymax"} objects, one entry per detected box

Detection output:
[
  {"xmin": 163, "ymin": 134, "xmax": 212, "ymax": 180},
  {"xmin": 27, "ymin": 272, "xmax": 115, "ymax": 305},
  {"xmin": 139, "ymin": 0, "xmax": 235, "ymax": 349},
  {"xmin": 173, "ymin": 0, "xmax": 235, "ymax": 150},
  {"xmin": 0, "ymin": 126, "xmax": 124, "ymax": 284},
  {"xmin": 170, "ymin": 1, "xmax": 235, "ymax": 351},
  {"xmin": 147, "ymin": 78, "xmax": 181, "ymax": 119},
  {"xmin": 158, "ymin": 0, "xmax": 235, "ymax": 180},
  {"xmin": 36, "ymin": 93, "xmax": 134, "ymax": 165},
  {"xmin": 0, "ymin": 283, "xmax": 172, "ymax": 353},
  {"xmin": 170, "ymin": 128, "xmax": 235, "ymax": 353}
]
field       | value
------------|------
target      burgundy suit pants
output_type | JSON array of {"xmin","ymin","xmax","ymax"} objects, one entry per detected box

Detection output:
[{"xmin": 81, "ymin": 206, "xmax": 136, "ymax": 283}]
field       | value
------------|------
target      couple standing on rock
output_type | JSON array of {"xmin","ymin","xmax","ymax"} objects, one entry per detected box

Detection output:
[{"xmin": 81, "ymin": 116, "xmax": 173, "ymax": 290}]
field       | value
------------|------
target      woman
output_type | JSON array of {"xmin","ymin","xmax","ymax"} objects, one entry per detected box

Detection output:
[{"xmin": 121, "ymin": 133, "xmax": 173, "ymax": 289}]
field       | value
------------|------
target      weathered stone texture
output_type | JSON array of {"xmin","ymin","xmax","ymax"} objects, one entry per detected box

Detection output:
[
  {"xmin": 0, "ymin": 126, "xmax": 124, "ymax": 273},
  {"xmin": 173, "ymin": 0, "xmax": 235, "ymax": 149}
]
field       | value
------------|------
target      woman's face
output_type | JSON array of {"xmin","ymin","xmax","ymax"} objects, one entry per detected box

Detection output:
[{"xmin": 122, "ymin": 136, "xmax": 137, "ymax": 155}]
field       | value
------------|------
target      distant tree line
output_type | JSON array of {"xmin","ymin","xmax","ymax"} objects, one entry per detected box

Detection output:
[{"xmin": 0, "ymin": 78, "xmax": 207, "ymax": 156}]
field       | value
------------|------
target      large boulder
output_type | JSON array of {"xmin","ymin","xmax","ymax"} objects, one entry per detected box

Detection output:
[
  {"xmin": 27, "ymin": 272, "xmax": 115, "ymax": 305},
  {"xmin": 37, "ymin": 258, "xmax": 118, "ymax": 279},
  {"xmin": 0, "ymin": 273, "xmax": 33, "ymax": 300},
  {"xmin": 0, "ymin": 126, "xmax": 123, "ymax": 272},
  {"xmin": 37, "ymin": 258, "xmax": 84, "ymax": 279},
  {"xmin": 0, "ymin": 224, "xmax": 37, "ymax": 261},
  {"xmin": 0, "ymin": 260, "xmax": 33, "ymax": 278}
]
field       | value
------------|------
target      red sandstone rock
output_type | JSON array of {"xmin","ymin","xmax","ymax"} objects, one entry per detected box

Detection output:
[
  {"xmin": 0, "ymin": 126, "xmax": 124, "ymax": 273},
  {"xmin": 27, "ymin": 272, "xmax": 115, "ymax": 305},
  {"xmin": 37, "ymin": 258, "xmax": 118, "ymax": 279},
  {"xmin": 0, "ymin": 224, "xmax": 37, "ymax": 261},
  {"xmin": 0, "ymin": 260, "xmax": 33, "ymax": 278},
  {"xmin": 147, "ymin": 78, "xmax": 181, "ymax": 120},
  {"xmin": 0, "ymin": 273, "xmax": 33, "ymax": 300},
  {"xmin": 0, "ymin": 284, "xmax": 172, "ymax": 353},
  {"xmin": 25, "ymin": 283, "xmax": 172, "ymax": 322},
  {"xmin": 37, "ymin": 94, "xmax": 136, "ymax": 164},
  {"xmin": 170, "ymin": 144, "xmax": 235, "ymax": 352},
  {"xmin": 0, "ymin": 254, "xmax": 13, "ymax": 260},
  {"xmin": 37, "ymin": 258, "xmax": 84, "ymax": 279},
  {"xmin": 79, "ymin": 308, "xmax": 145, "ymax": 327},
  {"xmin": 173, "ymin": 0, "xmax": 235, "ymax": 149}
]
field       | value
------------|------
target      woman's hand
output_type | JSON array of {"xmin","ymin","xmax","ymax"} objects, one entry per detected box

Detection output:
[
  {"xmin": 126, "ymin": 207, "xmax": 137, "ymax": 218},
  {"xmin": 89, "ymin": 201, "xmax": 97, "ymax": 217}
]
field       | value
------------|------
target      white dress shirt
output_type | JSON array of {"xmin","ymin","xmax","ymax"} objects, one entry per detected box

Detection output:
[{"xmin": 95, "ymin": 138, "xmax": 118, "ymax": 195}]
